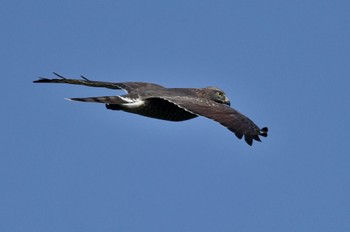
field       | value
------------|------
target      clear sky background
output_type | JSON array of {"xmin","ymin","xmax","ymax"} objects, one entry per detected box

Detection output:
[{"xmin": 1, "ymin": 0, "xmax": 349, "ymax": 231}]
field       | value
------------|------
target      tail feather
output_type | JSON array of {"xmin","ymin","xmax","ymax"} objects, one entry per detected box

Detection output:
[{"xmin": 66, "ymin": 96, "xmax": 127, "ymax": 104}]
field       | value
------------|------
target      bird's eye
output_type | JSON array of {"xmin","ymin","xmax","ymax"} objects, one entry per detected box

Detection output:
[{"xmin": 216, "ymin": 92, "xmax": 224, "ymax": 97}]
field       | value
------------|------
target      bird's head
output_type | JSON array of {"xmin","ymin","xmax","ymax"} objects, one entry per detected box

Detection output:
[{"xmin": 205, "ymin": 87, "xmax": 231, "ymax": 106}]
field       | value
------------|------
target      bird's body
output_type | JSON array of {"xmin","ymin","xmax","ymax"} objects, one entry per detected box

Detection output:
[
  {"xmin": 34, "ymin": 73, "xmax": 268, "ymax": 145},
  {"xmin": 107, "ymin": 97, "xmax": 198, "ymax": 122}
]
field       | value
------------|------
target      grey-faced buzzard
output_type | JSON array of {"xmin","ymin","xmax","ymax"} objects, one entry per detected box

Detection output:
[{"xmin": 34, "ymin": 73, "xmax": 268, "ymax": 145}]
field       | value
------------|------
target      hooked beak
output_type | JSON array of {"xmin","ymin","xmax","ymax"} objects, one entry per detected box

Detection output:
[{"xmin": 225, "ymin": 97, "xmax": 231, "ymax": 106}]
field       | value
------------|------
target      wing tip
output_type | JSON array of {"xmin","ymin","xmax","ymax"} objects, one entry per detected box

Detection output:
[
  {"xmin": 240, "ymin": 127, "xmax": 268, "ymax": 146},
  {"xmin": 245, "ymin": 137, "xmax": 253, "ymax": 146},
  {"xmin": 33, "ymin": 72, "xmax": 64, "ymax": 83},
  {"xmin": 33, "ymin": 78, "xmax": 50, "ymax": 83},
  {"xmin": 260, "ymin": 127, "xmax": 268, "ymax": 137}
]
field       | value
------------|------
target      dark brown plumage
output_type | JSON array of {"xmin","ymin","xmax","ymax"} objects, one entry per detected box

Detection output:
[{"xmin": 34, "ymin": 73, "xmax": 268, "ymax": 145}]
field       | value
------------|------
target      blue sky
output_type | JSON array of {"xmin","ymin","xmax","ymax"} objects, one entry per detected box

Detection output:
[{"xmin": 1, "ymin": 0, "xmax": 349, "ymax": 231}]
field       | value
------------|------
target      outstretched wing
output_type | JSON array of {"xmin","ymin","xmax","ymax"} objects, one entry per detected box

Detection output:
[
  {"xmin": 33, "ymin": 73, "xmax": 164, "ymax": 93},
  {"xmin": 34, "ymin": 73, "xmax": 268, "ymax": 145},
  {"xmin": 160, "ymin": 96, "xmax": 267, "ymax": 145}
]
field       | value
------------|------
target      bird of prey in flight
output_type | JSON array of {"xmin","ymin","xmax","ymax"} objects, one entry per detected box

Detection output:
[{"xmin": 34, "ymin": 73, "xmax": 268, "ymax": 145}]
